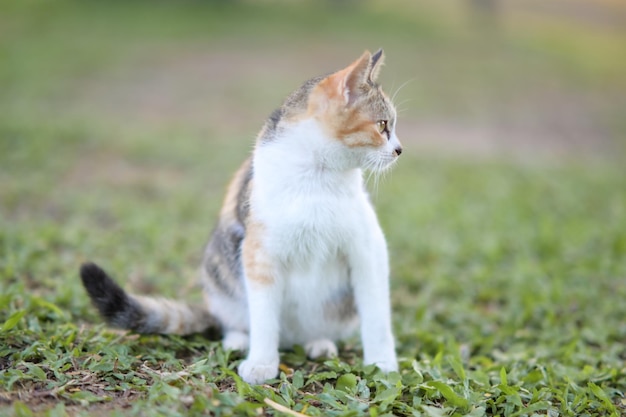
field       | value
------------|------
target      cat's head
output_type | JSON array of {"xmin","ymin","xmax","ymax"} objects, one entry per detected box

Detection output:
[{"xmin": 308, "ymin": 49, "xmax": 402, "ymax": 172}]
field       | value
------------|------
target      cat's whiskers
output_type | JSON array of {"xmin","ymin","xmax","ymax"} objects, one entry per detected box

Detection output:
[
  {"xmin": 372, "ymin": 160, "xmax": 382, "ymax": 197},
  {"xmin": 391, "ymin": 78, "xmax": 415, "ymax": 106},
  {"xmin": 363, "ymin": 153, "xmax": 396, "ymax": 198},
  {"xmin": 362, "ymin": 154, "xmax": 380, "ymax": 195},
  {"xmin": 363, "ymin": 155, "xmax": 377, "ymax": 184},
  {"xmin": 394, "ymin": 98, "xmax": 414, "ymax": 116},
  {"xmin": 380, "ymin": 159, "xmax": 396, "ymax": 187}
]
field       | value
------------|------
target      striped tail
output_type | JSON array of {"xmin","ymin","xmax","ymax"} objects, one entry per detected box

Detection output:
[{"xmin": 79, "ymin": 262, "xmax": 220, "ymax": 336}]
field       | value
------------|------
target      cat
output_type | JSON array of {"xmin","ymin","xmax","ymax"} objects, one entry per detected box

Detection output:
[{"xmin": 80, "ymin": 49, "xmax": 402, "ymax": 384}]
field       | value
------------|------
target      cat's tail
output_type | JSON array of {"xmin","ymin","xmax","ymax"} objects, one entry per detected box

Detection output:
[{"xmin": 79, "ymin": 262, "xmax": 220, "ymax": 336}]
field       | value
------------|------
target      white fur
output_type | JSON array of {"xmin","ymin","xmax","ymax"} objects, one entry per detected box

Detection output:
[
  {"xmin": 237, "ymin": 118, "xmax": 398, "ymax": 384},
  {"xmin": 223, "ymin": 330, "xmax": 250, "ymax": 351},
  {"xmin": 305, "ymin": 339, "xmax": 338, "ymax": 359}
]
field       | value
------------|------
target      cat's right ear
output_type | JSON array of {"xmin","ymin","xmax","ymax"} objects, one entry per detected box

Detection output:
[
  {"xmin": 368, "ymin": 49, "xmax": 385, "ymax": 84},
  {"xmin": 317, "ymin": 51, "xmax": 371, "ymax": 107}
]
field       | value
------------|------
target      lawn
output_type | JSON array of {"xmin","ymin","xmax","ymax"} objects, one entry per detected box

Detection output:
[{"xmin": 1, "ymin": 1, "xmax": 625, "ymax": 416}]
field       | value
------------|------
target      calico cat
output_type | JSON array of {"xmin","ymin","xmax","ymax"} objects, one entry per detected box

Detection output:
[{"xmin": 80, "ymin": 49, "xmax": 402, "ymax": 384}]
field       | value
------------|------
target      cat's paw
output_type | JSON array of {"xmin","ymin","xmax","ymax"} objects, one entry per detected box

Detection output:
[
  {"xmin": 305, "ymin": 339, "xmax": 338, "ymax": 359},
  {"xmin": 238, "ymin": 359, "xmax": 279, "ymax": 384},
  {"xmin": 222, "ymin": 331, "xmax": 249, "ymax": 352},
  {"xmin": 372, "ymin": 359, "xmax": 398, "ymax": 373}
]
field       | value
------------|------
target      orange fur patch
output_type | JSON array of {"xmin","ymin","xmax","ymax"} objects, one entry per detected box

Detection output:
[
  {"xmin": 242, "ymin": 221, "xmax": 274, "ymax": 285},
  {"xmin": 335, "ymin": 110, "xmax": 385, "ymax": 148},
  {"xmin": 220, "ymin": 157, "xmax": 252, "ymax": 222},
  {"xmin": 308, "ymin": 84, "xmax": 386, "ymax": 149}
]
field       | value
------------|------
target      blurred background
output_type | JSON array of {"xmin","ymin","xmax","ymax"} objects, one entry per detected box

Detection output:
[
  {"xmin": 1, "ymin": 0, "xmax": 625, "ymax": 280},
  {"xmin": 2, "ymin": 0, "xmax": 626, "ymax": 168}
]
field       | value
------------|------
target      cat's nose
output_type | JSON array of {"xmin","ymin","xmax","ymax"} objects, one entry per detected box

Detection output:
[{"xmin": 394, "ymin": 147, "xmax": 403, "ymax": 156}]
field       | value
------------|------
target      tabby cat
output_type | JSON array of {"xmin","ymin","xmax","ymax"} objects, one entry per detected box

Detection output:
[{"xmin": 80, "ymin": 49, "xmax": 402, "ymax": 384}]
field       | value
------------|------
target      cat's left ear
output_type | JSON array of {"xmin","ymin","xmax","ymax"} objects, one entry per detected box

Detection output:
[{"xmin": 368, "ymin": 48, "xmax": 385, "ymax": 84}]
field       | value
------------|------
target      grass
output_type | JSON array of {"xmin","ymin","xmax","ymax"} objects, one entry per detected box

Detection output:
[{"xmin": 1, "ymin": 1, "xmax": 626, "ymax": 416}]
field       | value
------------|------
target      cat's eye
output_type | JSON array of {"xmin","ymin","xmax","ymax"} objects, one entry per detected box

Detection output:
[{"xmin": 376, "ymin": 120, "xmax": 388, "ymax": 135}]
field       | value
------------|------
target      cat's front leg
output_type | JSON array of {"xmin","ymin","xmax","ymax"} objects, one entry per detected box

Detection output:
[
  {"xmin": 237, "ymin": 279, "xmax": 281, "ymax": 384},
  {"xmin": 238, "ymin": 226, "xmax": 282, "ymax": 384},
  {"xmin": 350, "ymin": 226, "xmax": 398, "ymax": 373}
]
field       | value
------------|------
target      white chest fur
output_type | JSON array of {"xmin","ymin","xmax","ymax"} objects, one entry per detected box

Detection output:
[
  {"xmin": 249, "ymin": 119, "xmax": 379, "ymax": 346},
  {"xmin": 252, "ymin": 120, "xmax": 375, "ymax": 265}
]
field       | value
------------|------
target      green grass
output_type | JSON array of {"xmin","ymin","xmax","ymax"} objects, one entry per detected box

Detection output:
[{"xmin": 1, "ymin": 1, "xmax": 626, "ymax": 416}]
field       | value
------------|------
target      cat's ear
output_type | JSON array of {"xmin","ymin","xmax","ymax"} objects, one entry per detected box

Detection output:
[
  {"xmin": 339, "ymin": 49, "xmax": 385, "ymax": 102},
  {"xmin": 368, "ymin": 48, "xmax": 385, "ymax": 84},
  {"xmin": 312, "ymin": 51, "xmax": 373, "ymax": 110},
  {"xmin": 341, "ymin": 50, "xmax": 371, "ymax": 104}
]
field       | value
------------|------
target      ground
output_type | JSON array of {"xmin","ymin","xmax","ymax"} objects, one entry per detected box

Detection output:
[{"xmin": 1, "ymin": 1, "xmax": 625, "ymax": 416}]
